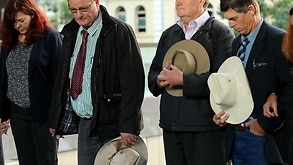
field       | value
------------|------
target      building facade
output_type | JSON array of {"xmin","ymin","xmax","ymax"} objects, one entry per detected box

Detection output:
[{"xmin": 101, "ymin": 0, "xmax": 223, "ymax": 44}]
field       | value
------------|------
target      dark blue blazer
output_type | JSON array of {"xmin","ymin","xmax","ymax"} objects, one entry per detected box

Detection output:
[
  {"xmin": 225, "ymin": 21, "xmax": 293, "ymax": 163},
  {"xmin": 0, "ymin": 29, "xmax": 62, "ymax": 122}
]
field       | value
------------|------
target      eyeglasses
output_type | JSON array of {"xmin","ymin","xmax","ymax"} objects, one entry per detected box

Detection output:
[{"xmin": 69, "ymin": 1, "xmax": 94, "ymax": 14}]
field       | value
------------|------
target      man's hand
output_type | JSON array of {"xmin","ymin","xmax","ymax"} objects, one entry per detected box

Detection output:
[
  {"xmin": 246, "ymin": 119, "xmax": 266, "ymax": 136},
  {"xmin": 263, "ymin": 93, "xmax": 278, "ymax": 118},
  {"xmin": 49, "ymin": 128, "xmax": 64, "ymax": 139},
  {"xmin": 120, "ymin": 132, "xmax": 137, "ymax": 146},
  {"xmin": 157, "ymin": 62, "xmax": 183, "ymax": 88},
  {"xmin": 0, "ymin": 120, "xmax": 10, "ymax": 135},
  {"xmin": 212, "ymin": 111, "xmax": 229, "ymax": 127}
]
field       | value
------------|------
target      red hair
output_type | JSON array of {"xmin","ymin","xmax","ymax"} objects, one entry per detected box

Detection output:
[
  {"xmin": 1, "ymin": 0, "xmax": 54, "ymax": 51},
  {"xmin": 282, "ymin": 7, "xmax": 293, "ymax": 63}
]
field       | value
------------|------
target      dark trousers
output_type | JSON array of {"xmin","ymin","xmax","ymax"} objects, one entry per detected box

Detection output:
[
  {"xmin": 77, "ymin": 118, "xmax": 114, "ymax": 165},
  {"xmin": 163, "ymin": 129, "xmax": 226, "ymax": 165},
  {"xmin": 10, "ymin": 101, "xmax": 58, "ymax": 165}
]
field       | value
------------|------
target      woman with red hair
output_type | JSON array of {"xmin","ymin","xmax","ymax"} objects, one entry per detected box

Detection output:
[
  {"xmin": 0, "ymin": 0, "xmax": 62, "ymax": 164},
  {"xmin": 281, "ymin": 6, "xmax": 293, "ymax": 165},
  {"xmin": 282, "ymin": 7, "xmax": 293, "ymax": 63}
]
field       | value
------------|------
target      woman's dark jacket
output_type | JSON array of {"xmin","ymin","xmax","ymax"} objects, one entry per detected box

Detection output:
[
  {"xmin": 48, "ymin": 5, "xmax": 145, "ymax": 137},
  {"xmin": 0, "ymin": 29, "xmax": 62, "ymax": 122},
  {"xmin": 148, "ymin": 12, "xmax": 234, "ymax": 132}
]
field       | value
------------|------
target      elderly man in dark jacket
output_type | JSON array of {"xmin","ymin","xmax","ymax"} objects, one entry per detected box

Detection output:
[
  {"xmin": 148, "ymin": 0, "xmax": 234, "ymax": 164},
  {"xmin": 48, "ymin": 1, "xmax": 145, "ymax": 164}
]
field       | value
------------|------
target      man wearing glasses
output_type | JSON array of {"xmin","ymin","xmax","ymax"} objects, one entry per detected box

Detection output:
[{"xmin": 48, "ymin": 0, "xmax": 145, "ymax": 164}]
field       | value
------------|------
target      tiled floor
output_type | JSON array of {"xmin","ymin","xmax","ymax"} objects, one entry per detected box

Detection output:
[
  {"xmin": 58, "ymin": 150, "xmax": 78, "ymax": 165},
  {"xmin": 5, "ymin": 149, "xmax": 78, "ymax": 165}
]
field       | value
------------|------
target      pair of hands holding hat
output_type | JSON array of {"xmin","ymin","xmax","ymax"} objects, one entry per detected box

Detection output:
[
  {"xmin": 159, "ymin": 40, "xmax": 210, "ymax": 96},
  {"xmin": 162, "ymin": 40, "xmax": 255, "ymax": 125}
]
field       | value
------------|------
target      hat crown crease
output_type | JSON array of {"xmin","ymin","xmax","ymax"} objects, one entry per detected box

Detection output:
[
  {"xmin": 211, "ymin": 73, "xmax": 238, "ymax": 107},
  {"xmin": 172, "ymin": 49, "xmax": 197, "ymax": 73}
]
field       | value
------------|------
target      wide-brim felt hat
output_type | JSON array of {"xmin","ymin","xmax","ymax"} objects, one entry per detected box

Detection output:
[
  {"xmin": 207, "ymin": 56, "xmax": 254, "ymax": 124},
  {"xmin": 94, "ymin": 136, "xmax": 148, "ymax": 165},
  {"xmin": 163, "ymin": 40, "xmax": 210, "ymax": 97}
]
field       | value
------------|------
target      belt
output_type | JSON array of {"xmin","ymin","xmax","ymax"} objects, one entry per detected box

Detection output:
[
  {"xmin": 235, "ymin": 116, "xmax": 254, "ymax": 131},
  {"xmin": 235, "ymin": 123, "xmax": 247, "ymax": 131}
]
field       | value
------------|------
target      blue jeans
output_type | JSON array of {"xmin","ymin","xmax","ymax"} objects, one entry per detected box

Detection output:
[
  {"xmin": 77, "ymin": 118, "xmax": 115, "ymax": 165},
  {"xmin": 232, "ymin": 129, "xmax": 268, "ymax": 165}
]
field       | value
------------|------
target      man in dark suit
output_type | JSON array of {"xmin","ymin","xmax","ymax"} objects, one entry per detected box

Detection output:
[{"xmin": 213, "ymin": 0, "xmax": 293, "ymax": 164}]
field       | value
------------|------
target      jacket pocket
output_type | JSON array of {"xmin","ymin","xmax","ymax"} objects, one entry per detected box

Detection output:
[{"xmin": 98, "ymin": 94, "xmax": 121, "ymax": 124}]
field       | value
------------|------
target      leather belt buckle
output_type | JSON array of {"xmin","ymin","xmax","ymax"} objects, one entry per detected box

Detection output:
[
  {"xmin": 235, "ymin": 124, "xmax": 246, "ymax": 131},
  {"xmin": 235, "ymin": 117, "xmax": 253, "ymax": 131}
]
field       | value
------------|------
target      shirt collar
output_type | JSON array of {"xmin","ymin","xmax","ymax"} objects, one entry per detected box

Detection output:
[
  {"xmin": 243, "ymin": 18, "xmax": 263, "ymax": 43},
  {"xmin": 177, "ymin": 10, "xmax": 210, "ymax": 28}
]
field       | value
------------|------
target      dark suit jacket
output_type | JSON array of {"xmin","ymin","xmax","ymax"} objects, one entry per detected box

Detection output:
[
  {"xmin": 48, "ymin": 5, "xmax": 145, "ymax": 137},
  {"xmin": 0, "ymin": 29, "xmax": 62, "ymax": 122},
  {"xmin": 225, "ymin": 21, "xmax": 293, "ymax": 164}
]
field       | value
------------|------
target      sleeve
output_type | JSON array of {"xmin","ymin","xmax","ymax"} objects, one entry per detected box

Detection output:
[{"xmin": 116, "ymin": 23, "xmax": 145, "ymax": 135}]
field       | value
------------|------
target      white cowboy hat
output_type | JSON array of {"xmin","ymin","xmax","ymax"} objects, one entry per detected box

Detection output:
[
  {"xmin": 207, "ymin": 56, "xmax": 254, "ymax": 124},
  {"xmin": 94, "ymin": 136, "xmax": 148, "ymax": 165},
  {"xmin": 163, "ymin": 40, "xmax": 210, "ymax": 96}
]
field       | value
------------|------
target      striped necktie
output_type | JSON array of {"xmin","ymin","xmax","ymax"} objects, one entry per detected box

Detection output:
[
  {"xmin": 70, "ymin": 30, "xmax": 89, "ymax": 99},
  {"xmin": 237, "ymin": 37, "xmax": 250, "ymax": 62}
]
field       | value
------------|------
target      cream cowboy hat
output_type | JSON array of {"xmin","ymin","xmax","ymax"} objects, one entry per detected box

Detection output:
[
  {"xmin": 94, "ymin": 136, "xmax": 148, "ymax": 165},
  {"xmin": 163, "ymin": 40, "xmax": 210, "ymax": 96},
  {"xmin": 207, "ymin": 56, "xmax": 254, "ymax": 124}
]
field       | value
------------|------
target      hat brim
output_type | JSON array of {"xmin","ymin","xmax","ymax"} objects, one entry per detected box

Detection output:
[
  {"xmin": 163, "ymin": 40, "xmax": 210, "ymax": 97},
  {"xmin": 94, "ymin": 136, "xmax": 148, "ymax": 165},
  {"xmin": 209, "ymin": 56, "xmax": 254, "ymax": 124}
]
